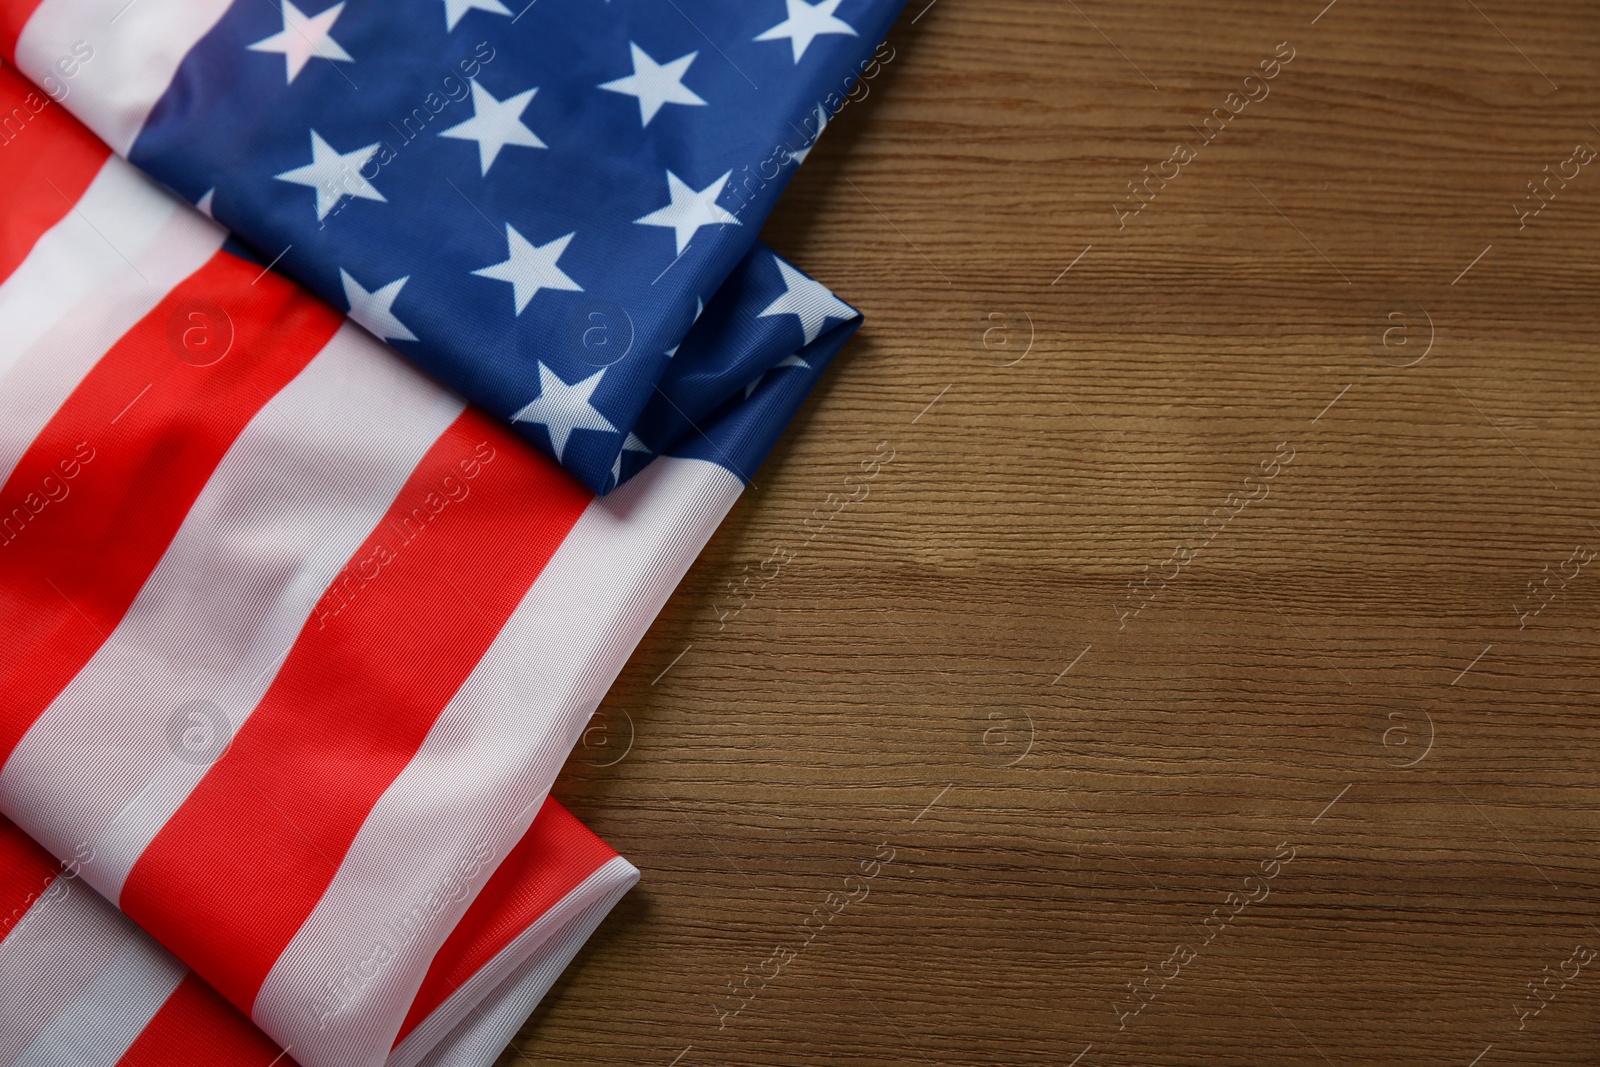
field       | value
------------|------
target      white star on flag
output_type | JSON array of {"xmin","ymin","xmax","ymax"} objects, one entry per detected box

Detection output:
[
  {"xmin": 274, "ymin": 130, "xmax": 386, "ymax": 220},
  {"xmin": 754, "ymin": 0, "xmax": 858, "ymax": 63},
  {"xmin": 610, "ymin": 431, "xmax": 652, "ymax": 485},
  {"xmin": 758, "ymin": 258, "xmax": 855, "ymax": 345},
  {"xmin": 442, "ymin": 0, "xmax": 510, "ymax": 31},
  {"xmin": 599, "ymin": 43, "xmax": 707, "ymax": 126},
  {"xmin": 512, "ymin": 362, "xmax": 617, "ymax": 462},
  {"xmin": 439, "ymin": 81, "xmax": 545, "ymax": 175},
  {"xmin": 635, "ymin": 171, "xmax": 740, "ymax": 255},
  {"xmin": 248, "ymin": 0, "xmax": 352, "ymax": 83},
  {"xmin": 195, "ymin": 188, "xmax": 215, "ymax": 217},
  {"xmin": 472, "ymin": 225, "xmax": 583, "ymax": 314},
  {"xmin": 340, "ymin": 269, "xmax": 418, "ymax": 342}
]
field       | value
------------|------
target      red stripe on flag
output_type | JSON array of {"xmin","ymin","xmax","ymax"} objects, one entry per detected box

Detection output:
[
  {"xmin": 122, "ymin": 410, "xmax": 593, "ymax": 1011},
  {"xmin": 0, "ymin": 250, "xmax": 343, "ymax": 765},
  {"xmin": 0, "ymin": 64, "xmax": 111, "ymax": 286},
  {"xmin": 397, "ymin": 798, "xmax": 618, "ymax": 1043},
  {"xmin": 116, "ymin": 972, "xmax": 287, "ymax": 1067},
  {"xmin": 0, "ymin": 4, "xmax": 44, "ymax": 66},
  {"xmin": 0, "ymin": 817, "xmax": 60, "ymax": 945}
]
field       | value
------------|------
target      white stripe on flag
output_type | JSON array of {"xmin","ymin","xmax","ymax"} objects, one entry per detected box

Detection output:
[
  {"xmin": 394, "ymin": 855, "xmax": 639, "ymax": 1067},
  {"xmin": 0, "ymin": 158, "xmax": 222, "ymax": 489},
  {"xmin": 0, "ymin": 322, "xmax": 466, "ymax": 902},
  {"xmin": 0, "ymin": 880, "xmax": 139, "ymax": 1067},
  {"xmin": 8, "ymin": 919, "xmax": 186, "ymax": 1067},
  {"xmin": 15, "ymin": 0, "xmax": 235, "ymax": 157},
  {"xmin": 254, "ymin": 455, "xmax": 742, "ymax": 1067}
]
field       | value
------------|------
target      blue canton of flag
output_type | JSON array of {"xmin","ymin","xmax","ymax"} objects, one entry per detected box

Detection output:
[{"xmin": 121, "ymin": 0, "xmax": 906, "ymax": 492}]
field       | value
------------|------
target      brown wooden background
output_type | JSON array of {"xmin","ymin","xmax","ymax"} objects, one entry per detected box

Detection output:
[{"xmin": 508, "ymin": 1, "xmax": 1600, "ymax": 1063}]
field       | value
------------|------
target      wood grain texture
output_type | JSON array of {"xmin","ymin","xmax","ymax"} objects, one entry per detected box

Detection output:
[{"xmin": 503, "ymin": 2, "xmax": 1600, "ymax": 1064}]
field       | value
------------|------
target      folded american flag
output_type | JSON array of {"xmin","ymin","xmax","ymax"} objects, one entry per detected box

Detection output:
[
  {"xmin": 0, "ymin": 57, "xmax": 860, "ymax": 1066},
  {"xmin": 0, "ymin": 0, "xmax": 905, "ymax": 493}
]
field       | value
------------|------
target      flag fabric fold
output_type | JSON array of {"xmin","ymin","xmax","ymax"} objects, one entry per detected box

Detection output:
[
  {"xmin": 0, "ymin": 63, "xmax": 855, "ymax": 1067},
  {"xmin": 0, "ymin": 803, "xmax": 638, "ymax": 1067},
  {"xmin": 0, "ymin": 0, "xmax": 905, "ymax": 493}
]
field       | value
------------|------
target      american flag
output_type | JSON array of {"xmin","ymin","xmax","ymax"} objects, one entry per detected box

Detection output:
[
  {"xmin": 0, "ymin": 0, "xmax": 892, "ymax": 1049},
  {"xmin": 0, "ymin": 77, "xmax": 672, "ymax": 1066},
  {"xmin": 0, "ymin": 0, "xmax": 903, "ymax": 493}
]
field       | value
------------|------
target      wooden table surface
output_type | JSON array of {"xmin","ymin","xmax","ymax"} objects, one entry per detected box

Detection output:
[{"xmin": 511, "ymin": 2, "xmax": 1600, "ymax": 1063}]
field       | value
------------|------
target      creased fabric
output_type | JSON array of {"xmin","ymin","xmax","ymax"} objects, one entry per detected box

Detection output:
[
  {"xmin": 0, "ymin": 805, "xmax": 638, "ymax": 1067},
  {"xmin": 0, "ymin": 0, "xmax": 904, "ymax": 492},
  {"xmin": 0, "ymin": 65, "xmax": 854, "ymax": 1067}
]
